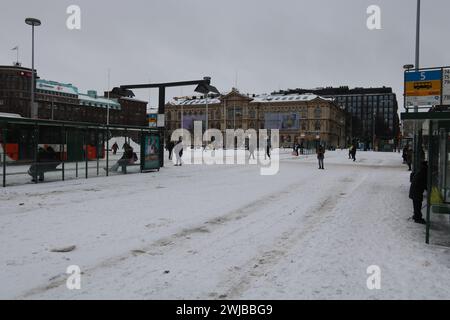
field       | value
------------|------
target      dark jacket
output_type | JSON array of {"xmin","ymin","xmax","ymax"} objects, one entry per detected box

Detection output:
[
  {"xmin": 406, "ymin": 149, "xmax": 413, "ymax": 164},
  {"xmin": 409, "ymin": 163, "xmax": 428, "ymax": 200},
  {"xmin": 121, "ymin": 145, "xmax": 134, "ymax": 160},
  {"xmin": 316, "ymin": 146, "xmax": 325, "ymax": 159}
]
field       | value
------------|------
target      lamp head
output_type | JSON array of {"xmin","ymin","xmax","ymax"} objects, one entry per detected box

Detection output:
[{"xmin": 25, "ymin": 18, "xmax": 41, "ymax": 26}]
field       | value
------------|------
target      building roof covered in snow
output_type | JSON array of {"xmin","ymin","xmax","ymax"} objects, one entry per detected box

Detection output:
[
  {"xmin": 167, "ymin": 91, "xmax": 335, "ymax": 107},
  {"xmin": 36, "ymin": 79, "xmax": 79, "ymax": 96}
]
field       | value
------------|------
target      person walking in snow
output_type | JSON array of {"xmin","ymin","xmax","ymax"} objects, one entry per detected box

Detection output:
[
  {"xmin": 166, "ymin": 139, "xmax": 175, "ymax": 160},
  {"xmin": 265, "ymin": 138, "xmax": 271, "ymax": 159},
  {"xmin": 173, "ymin": 137, "xmax": 183, "ymax": 166},
  {"xmin": 409, "ymin": 161, "xmax": 428, "ymax": 224},
  {"xmin": 351, "ymin": 143, "xmax": 357, "ymax": 162},
  {"xmin": 316, "ymin": 144, "xmax": 325, "ymax": 170},
  {"xmin": 111, "ymin": 142, "xmax": 119, "ymax": 155},
  {"xmin": 248, "ymin": 139, "xmax": 257, "ymax": 160}
]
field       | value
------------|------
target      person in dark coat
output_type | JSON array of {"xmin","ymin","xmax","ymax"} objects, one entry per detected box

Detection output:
[
  {"xmin": 108, "ymin": 143, "xmax": 134, "ymax": 172},
  {"xmin": 316, "ymin": 145, "xmax": 325, "ymax": 170},
  {"xmin": 351, "ymin": 143, "xmax": 357, "ymax": 162},
  {"xmin": 406, "ymin": 147, "xmax": 413, "ymax": 171},
  {"xmin": 402, "ymin": 145, "xmax": 408, "ymax": 164},
  {"xmin": 293, "ymin": 143, "xmax": 299, "ymax": 156},
  {"xmin": 28, "ymin": 146, "xmax": 60, "ymax": 182},
  {"xmin": 167, "ymin": 140, "xmax": 175, "ymax": 160},
  {"xmin": 409, "ymin": 161, "xmax": 428, "ymax": 224},
  {"xmin": 111, "ymin": 142, "xmax": 119, "ymax": 155}
]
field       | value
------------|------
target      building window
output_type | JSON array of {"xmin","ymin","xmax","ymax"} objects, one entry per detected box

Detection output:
[
  {"xmin": 314, "ymin": 107, "xmax": 322, "ymax": 118},
  {"xmin": 315, "ymin": 121, "xmax": 321, "ymax": 131},
  {"xmin": 301, "ymin": 121, "xmax": 307, "ymax": 131}
]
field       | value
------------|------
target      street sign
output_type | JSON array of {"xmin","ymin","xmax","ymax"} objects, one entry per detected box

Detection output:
[
  {"xmin": 443, "ymin": 68, "xmax": 450, "ymax": 105},
  {"xmin": 405, "ymin": 95, "xmax": 441, "ymax": 107},
  {"xmin": 147, "ymin": 114, "xmax": 157, "ymax": 128},
  {"xmin": 404, "ymin": 69, "xmax": 443, "ymax": 106},
  {"xmin": 405, "ymin": 70, "xmax": 442, "ymax": 96},
  {"xmin": 157, "ymin": 114, "xmax": 165, "ymax": 127}
]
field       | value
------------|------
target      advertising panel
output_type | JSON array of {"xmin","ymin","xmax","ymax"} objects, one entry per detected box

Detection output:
[
  {"xmin": 264, "ymin": 113, "xmax": 300, "ymax": 130},
  {"xmin": 142, "ymin": 133, "xmax": 160, "ymax": 171}
]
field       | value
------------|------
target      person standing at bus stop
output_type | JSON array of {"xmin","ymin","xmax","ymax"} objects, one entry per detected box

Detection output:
[{"xmin": 409, "ymin": 161, "xmax": 428, "ymax": 224}]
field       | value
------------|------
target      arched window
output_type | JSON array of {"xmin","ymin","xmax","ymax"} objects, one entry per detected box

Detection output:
[
  {"xmin": 315, "ymin": 121, "xmax": 321, "ymax": 131},
  {"xmin": 314, "ymin": 107, "xmax": 322, "ymax": 118}
]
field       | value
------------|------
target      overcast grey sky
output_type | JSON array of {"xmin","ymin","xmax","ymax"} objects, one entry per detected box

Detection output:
[{"xmin": 1, "ymin": 0, "xmax": 450, "ymax": 111}]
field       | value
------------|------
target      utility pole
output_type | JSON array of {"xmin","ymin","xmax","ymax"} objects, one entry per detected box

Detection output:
[
  {"xmin": 107, "ymin": 68, "xmax": 110, "ymax": 125},
  {"xmin": 413, "ymin": 0, "xmax": 421, "ymax": 170},
  {"xmin": 25, "ymin": 18, "xmax": 41, "ymax": 119}
]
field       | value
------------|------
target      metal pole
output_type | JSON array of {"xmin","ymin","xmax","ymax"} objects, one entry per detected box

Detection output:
[
  {"xmin": 85, "ymin": 127, "xmax": 88, "ymax": 179},
  {"xmin": 425, "ymin": 119, "xmax": 432, "ymax": 244},
  {"xmin": 413, "ymin": 0, "xmax": 421, "ymax": 172},
  {"xmin": 106, "ymin": 126, "xmax": 109, "ymax": 176},
  {"xmin": 96, "ymin": 129, "xmax": 99, "ymax": 176},
  {"xmin": 158, "ymin": 86, "xmax": 165, "ymax": 168},
  {"xmin": 107, "ymin": 69, "xmax": 110, "ymax": 125},
  {"xmin": 373, "ymin": 111, "xmax": 376, "ymax": 151},
  {"xmin": 34, "ymin": 123, "xmax": 38, "ymax": 183},
  {"xmin": 205, "ymin": 94, "xmax": 208, "ymax": 136},
  {"xmin": 61, "ymin": 126, "xmax": 65, "ymax": 181},
  {"xmin": 415, "ymin": 0, "xmax": 421, "ymax": 80},
  {"xmin": 31, "ymin": 25, "xmax": 35, "ymax": 118},
  {"xmin": 2, "ymin": 127, "xmax": 6, "ymax": 187}
]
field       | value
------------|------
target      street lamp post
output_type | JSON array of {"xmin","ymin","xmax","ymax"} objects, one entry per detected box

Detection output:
[
  {"xmin": 25, "ymin": 17, "xmax": 41, "ymax": 119},
  {"xmin": 414, "ymin": 0, "xmax": 421, "ymax": 171},
  {"xmin": 119, "ymin": 77, "xmax": 219, "ymax": 167}
]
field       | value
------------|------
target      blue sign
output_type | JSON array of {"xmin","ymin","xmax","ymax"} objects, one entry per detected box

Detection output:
[{"xmin": 405, "ymin": 70, "xmax": 442, "ymax": 82}]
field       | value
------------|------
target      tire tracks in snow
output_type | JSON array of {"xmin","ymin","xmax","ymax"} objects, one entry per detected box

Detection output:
[
  {"xmin": 15, "ymin": 169, "xmax": 325, "ymax": 299},
  {"xmin": 213, "ymin": 172, "xmax": 369, "ymax": 299}
]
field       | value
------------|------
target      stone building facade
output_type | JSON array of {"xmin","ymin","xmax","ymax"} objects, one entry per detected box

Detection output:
[{"xmin": 165, "ymin": 88, "xmax": 347, "ymax": 149}]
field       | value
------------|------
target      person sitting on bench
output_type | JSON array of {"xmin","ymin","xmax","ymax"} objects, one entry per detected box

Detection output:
[
  {"xmin": 28, "ymin": 146, "xmax": 60, "ymax": 182},
  {"xmin": 108, "ymin": 143, "xmax": 137, "ymax": 173}
]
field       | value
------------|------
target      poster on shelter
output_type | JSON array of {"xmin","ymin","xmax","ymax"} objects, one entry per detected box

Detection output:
[{"xmin": 142, "ymin": 133, "xmax": 160, "ymax": 170}]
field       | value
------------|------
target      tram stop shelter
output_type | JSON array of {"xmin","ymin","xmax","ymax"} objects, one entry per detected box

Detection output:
[
  {"xmin": 401, "ymin": 109, "xmax": 450, "ymax": 245},
  {"xmin": 0, "ymin": 115, "xmax": 161, "ymax": 187}
]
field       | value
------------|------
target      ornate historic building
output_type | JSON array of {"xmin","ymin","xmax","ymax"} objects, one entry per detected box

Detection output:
[{"xmin": 165, "ymin": 88, "xmax": 347, "ymax": 148}]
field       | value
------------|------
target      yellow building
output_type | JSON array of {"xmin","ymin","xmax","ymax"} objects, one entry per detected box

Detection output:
[{"xmin": 165, "ymin": 88, "xmax": 347, "ymax": 148}]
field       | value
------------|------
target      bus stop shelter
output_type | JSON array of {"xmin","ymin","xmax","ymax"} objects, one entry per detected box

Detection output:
[
  {"xmin": 0, "ymin": 115, "xmax": 161, "ymax": 187},
  {"xmin": 402, "ymin": 110, "xmax": 450, "ymax": 244}
]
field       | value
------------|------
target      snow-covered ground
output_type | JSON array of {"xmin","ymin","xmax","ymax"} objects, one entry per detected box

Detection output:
[{"xmin": 1, "ymin": 150, "xmax": 449, "ymax": 299}]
